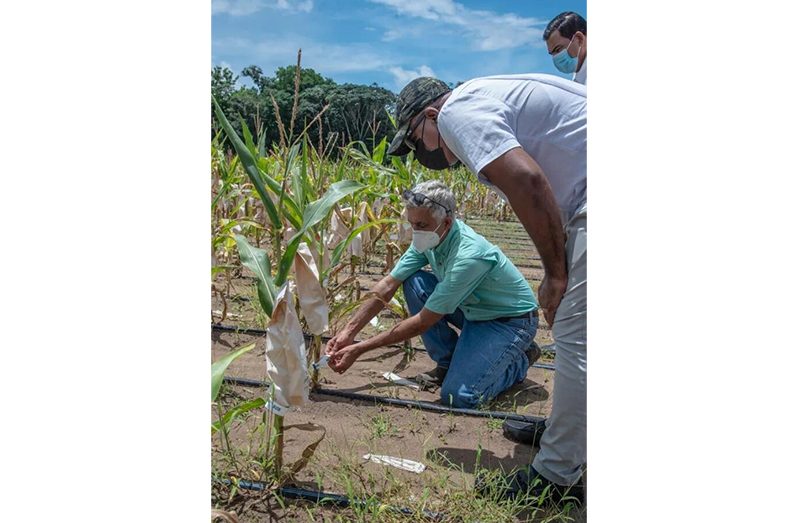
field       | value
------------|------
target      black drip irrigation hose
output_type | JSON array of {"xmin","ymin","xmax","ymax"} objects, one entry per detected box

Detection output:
[
  {"xmin": 211, "ymin": 323, "xmax": 557, "ymax": 370},
  {"xmin": 215, "ymin": 478, "xmax": 443, "ymax": 520},
  {"xmin": 223, "ymin": 376, "xmax": 546, "ymax": 424},
  {"xmin": 314, "ymin": 387, "xmax": 546, "ymax": 423}
]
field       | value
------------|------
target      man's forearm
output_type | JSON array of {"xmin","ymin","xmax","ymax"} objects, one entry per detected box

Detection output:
[
  {"xmin": 482, "ymin": 150, "xmax": 567, "ymax": 280},
  {"xmin": 341, "ymin": 297, "xmax": 386, "ymax": 338},
  {"xmin": 340, "ymin": 275, "xmax": 402, "ymax": 339},
  {"xmin": 505, "ymin": 173, "xmax": 567, "ymax": 279}
]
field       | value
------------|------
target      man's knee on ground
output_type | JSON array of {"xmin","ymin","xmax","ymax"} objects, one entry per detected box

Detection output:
[
  {"xmin": 403, "ymin": 271, "xmax": 432, "ymax": 301},
  {"xmin": 439, "ymin": 381, "xmax": 484, "ymax": 409}
]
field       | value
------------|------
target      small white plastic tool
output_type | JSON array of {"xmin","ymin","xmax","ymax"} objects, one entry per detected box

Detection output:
[
  {"xmin": 362, "ymin": 454, "xmax": 426, "ymax": 473},
  {"xmin": 382, "ymin": 371, "xmax": 421, "ymax": 390}
]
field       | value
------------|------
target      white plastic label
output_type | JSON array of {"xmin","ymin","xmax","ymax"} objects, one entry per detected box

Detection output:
[
  {"xmin": 311, "ymin": 354, "xmax": 330, "ymax": 371},
  {"xmin": 265, "ymin": 399, "xmax": 289, "ymax": 416}
]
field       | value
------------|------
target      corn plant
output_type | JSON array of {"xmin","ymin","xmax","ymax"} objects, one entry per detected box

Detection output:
[
  {"xmin": 214, "ymin": 88, "xmax": 384, "ymax": 477},
  {"xmin": 211, "ymin": 342, "xmax": 260, "ymax": 475}
]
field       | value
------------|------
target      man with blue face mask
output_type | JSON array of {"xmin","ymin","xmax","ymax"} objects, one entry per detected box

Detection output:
[
  {"xmin": 544, "ymin": 11, "xmax": 587, "ymax": 85},
  {"xmin": 326, "ymin": 180, "xmax": 540, "ymax": 409}
]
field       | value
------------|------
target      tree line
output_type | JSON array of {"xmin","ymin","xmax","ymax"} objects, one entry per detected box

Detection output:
[{"xmin": 212, "ymin": 64, "xmax": 398, "ymax": 155}]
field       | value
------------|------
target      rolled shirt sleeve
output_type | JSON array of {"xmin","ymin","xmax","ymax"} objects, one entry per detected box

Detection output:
[
  {"xmin": 389, "ymin": 245, "xmax": 429, "ymax": 281},
  {"xmin": 438, "ymin": 93, "xmax": 521, "ymax": 176}
]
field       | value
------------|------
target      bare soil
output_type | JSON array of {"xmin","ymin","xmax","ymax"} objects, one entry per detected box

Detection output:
[{"xmin": 211, "ymin": 217, "xmax": 585, "ymax": 522}]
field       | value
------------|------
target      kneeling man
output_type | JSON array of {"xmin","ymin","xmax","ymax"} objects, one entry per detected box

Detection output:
[{"xmin": 326, "ymin": 180, "xmax": 540, "ymax": 408}]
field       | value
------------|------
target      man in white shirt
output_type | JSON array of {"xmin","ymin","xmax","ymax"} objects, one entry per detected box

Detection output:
[
  {"xmin": 544, "ymin": 11, "xmax": 587, "ymax": 85},
  {"xmin": 387, "ymin": 75, "xmax": 586, "ymax": 505}
]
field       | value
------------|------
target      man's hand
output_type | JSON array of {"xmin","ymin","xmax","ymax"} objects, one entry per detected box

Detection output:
[
  {"xmin": 325, "ymin": 331, "xmax": 355, "ymax": 357},
  {"xmin": 539, "ymin": 273, "xmax": 567, "ymax": 326},
  {"xmin": 328, "ymin": 343, "xmax": 364, "ymax": 374}
]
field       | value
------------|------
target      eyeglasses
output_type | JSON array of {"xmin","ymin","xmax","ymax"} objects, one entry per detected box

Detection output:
[
  {"xmin": 402, "ymin": 189, "xmax": 452, "ymax": 215},
  {"xmin": 402, "ymin": 113, "xmax": 425, "ymax": 152}
]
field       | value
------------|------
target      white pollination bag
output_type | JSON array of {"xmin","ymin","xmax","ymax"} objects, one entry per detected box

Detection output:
[
  {"xmin": 355, "ymin": 200, "xmax": 371, "ymax": 247},
  {"xmin": 293, "ymin": 242, "xmax": 329, "ymax": 336},
  {"xmin": 398, "ymin": 207, "xmax": 413, "ymax": 245},
  {"xmin": 326, "ymin": 206, "xmax": 351, "ymax": 253},
  {"xmin": 344, "ymin": 205, "xmax": 363, "ymax": 257},
  {"xmin": 265, "ymin": 283, "xmax": 308, "ymax": 412},
  {"xmin": 372, "ymin": 197, "xmax": 386, "ymax": 218}
]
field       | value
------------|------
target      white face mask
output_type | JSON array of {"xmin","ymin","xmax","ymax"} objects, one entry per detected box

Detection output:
[{"xmin": 412, "ymin": 220, "xmax": 446, "ymax": 252}]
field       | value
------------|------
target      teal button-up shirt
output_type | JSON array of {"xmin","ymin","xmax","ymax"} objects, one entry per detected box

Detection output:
[{"xmin": 390, "ymin": 219, "xmax": 538, "ymax": 321}]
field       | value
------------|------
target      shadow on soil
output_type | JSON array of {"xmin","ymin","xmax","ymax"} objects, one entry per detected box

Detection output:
[{"xmin": 427, "ymin": 445, "xmax": 536, "ymax": 476}]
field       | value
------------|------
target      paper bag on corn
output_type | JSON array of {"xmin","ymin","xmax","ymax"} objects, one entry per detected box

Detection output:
[
  {"xmin": 265, "ymin": 283, "xmax": 308, "ymax": 413},
  {"xmin": 293, "ymin": 242, "xmax": 329, "ymax": 335}
]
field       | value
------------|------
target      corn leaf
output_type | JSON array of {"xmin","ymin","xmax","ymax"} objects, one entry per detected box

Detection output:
[
  {"xmin": 256, "ymin": 156, "xmax": 302, "ymax": 229},
  {"xmin": 372, "ymin": 136, "xmax": 387, "ymax": 164},
  {"xmin": 291, "ymin": 137, "xmax": 308, "ymax": 209},
  {"xmin": 212, "ymin": 397, "xmax": 266, "ymax": 432},
  {"xmin": 276, "ymin": 180, "xmax": 364, "ymax": 285},
  {"xmin": 257, "ymin": 126, "xmax": 267, "ymax": 157},
  {"xmin": 212, "ymin": 97, "xmax": 282, "ymax": 231},
  {"xmin": 298, "ymin": 136, "xmax": 316, "ymax": 207},
  {"xmin": 240, "ymin": 117, "xmax": 258, "ymax": 157},
  {"xmin": 328, "ymin": 218, "xmax": 399, "ymax": 273},
  {"xmin": 235, "ymin": 234, "xmax": 277, "ymax": 317},
  {"xmin": 302, "ymin": 180, "xmax": 364, "ymax": 232},
  {"xmin": 211, "ymin": 342, "xmax": 257, "ymax": 402}
]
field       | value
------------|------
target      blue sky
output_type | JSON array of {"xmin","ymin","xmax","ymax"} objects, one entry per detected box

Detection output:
[{"xmin": 212, "ymin": 0, "xmax": 587, "ymax": 93}]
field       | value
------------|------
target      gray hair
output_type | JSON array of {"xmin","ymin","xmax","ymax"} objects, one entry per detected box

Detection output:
[{"xmin": 403, "ymin": 180, "xmax": 456, "ymax": 221}]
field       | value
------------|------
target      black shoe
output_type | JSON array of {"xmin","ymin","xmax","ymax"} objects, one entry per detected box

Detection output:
[
  {"xmin": 475, "ymin": 466, "xmax": 584, "ymax": 507},
  {"xmin": 415, "ymin": 366, "xmax": 448, "ymax": 388},
  {"xmin": 502, "ymin": 418, "xmax": 547, "ymax": 447},
  {"xmin": 525, "ymin": 341, "xmax": 542, "ymax": 366}
]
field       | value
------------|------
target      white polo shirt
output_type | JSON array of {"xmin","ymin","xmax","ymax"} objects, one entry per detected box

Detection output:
[{"xmin": 438, "ymin": 73, "xmax": 586, "ymax": 223}]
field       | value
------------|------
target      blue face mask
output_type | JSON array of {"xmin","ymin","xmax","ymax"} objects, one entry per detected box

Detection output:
[{"xmin": 552, "ymin": 36, "xmax": 581, "ymax": 74}]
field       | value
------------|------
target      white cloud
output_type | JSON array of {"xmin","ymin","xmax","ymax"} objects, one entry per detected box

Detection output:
[
  {"xmin": 214, "ymin": 33, "xmax": 442, "ymax": 92},
  {"xmin": 275, "ymin": 0, "xmax": 313, "ymax": 13},
  {"xmin": 383, "ymin": 29, "xmax": 402, "ymax": 42},
  {"xmin": 216, "ymin": 35, "xmax": 394, "ymax": 76},
  {"xmin": 388, "ymin": 65, "xmax": 436, "ymax": 90},
  {"xmin": 369, "ymin": 0, "xmax": 545, "ymax": 50},
  {"xmin": 381, "ymin": 25, "xmax": 426, "ymax": 43},
  {"xmin": 372, "ymin": 0, "xmax": 455, "ymax": 21},
  {"xmin": 304, "ymin": 44, "xmax": 388, "ymax": 73},
  {"xmin": 212, "ymin": 0, "xmax": 265, "ymax": 16},
  {"xmin": 212, "ymin": 0, "xmax": 313, "ymax": 16}
]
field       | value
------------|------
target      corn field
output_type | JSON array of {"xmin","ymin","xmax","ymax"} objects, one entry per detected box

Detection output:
[
  {"xmin": 207, "ymin": 63, "xmax": 587, "ymax": 522},
  {"xmin": 210, "ymin": 103, "xmax": 514, "ymax": 334}
]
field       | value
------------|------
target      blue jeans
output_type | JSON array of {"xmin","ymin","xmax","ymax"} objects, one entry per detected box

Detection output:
[{"xmin": 403, "ymin": 270, "xmax": 538, "ymax": 409}]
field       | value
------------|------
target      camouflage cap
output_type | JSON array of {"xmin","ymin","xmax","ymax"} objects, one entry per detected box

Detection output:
[{"xmin": 387, "ymin": 77, "xmax": 451, "ymax": 156}]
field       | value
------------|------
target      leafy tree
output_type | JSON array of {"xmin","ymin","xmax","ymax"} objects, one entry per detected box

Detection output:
[
  {"xmin": 211, "ymin": 63, "xmax": 397, "ymax": 158},
  {"xmin": 273, "ymin": 65, "xmax": 334, "ymax": 93},
  {"xmin": 325, "ymin": 83, "xmax": 395, "ymax": 148},
  {"xmin": 211, "ymin": 66, "xmax": 239, "ymax": 127}
]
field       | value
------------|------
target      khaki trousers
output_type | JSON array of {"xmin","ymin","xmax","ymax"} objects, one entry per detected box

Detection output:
[{"xmin": 533, "ymin": 204, "xmax": 587, "ymax": 486}]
